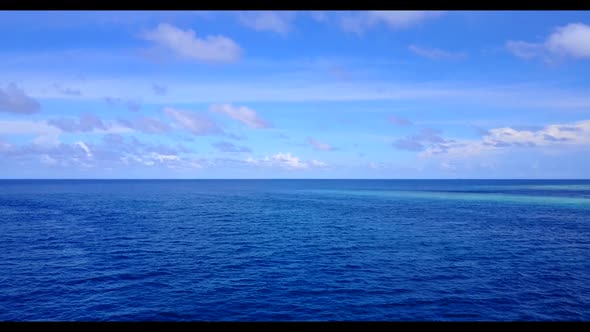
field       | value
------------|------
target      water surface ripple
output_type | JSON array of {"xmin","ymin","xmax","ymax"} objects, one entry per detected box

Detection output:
[{"xmin": 0, "ymin": 180, "xmax": 589, "ymax": 321}]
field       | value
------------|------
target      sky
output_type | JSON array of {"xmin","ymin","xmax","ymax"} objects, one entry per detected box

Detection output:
[{"xmin": 1, "ymin": 10, "xmax": 590, "ymax": 179}]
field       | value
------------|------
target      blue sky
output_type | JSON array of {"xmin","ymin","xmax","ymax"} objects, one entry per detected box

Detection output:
[{"xmin": 1, "ymin": 10, "xmax": 590, "ymax": 178}]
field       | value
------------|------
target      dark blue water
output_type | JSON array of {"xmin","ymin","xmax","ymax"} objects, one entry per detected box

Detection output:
[{"xmin": 0, "ymin": 180, "xmax": 589, "ymax": 321}]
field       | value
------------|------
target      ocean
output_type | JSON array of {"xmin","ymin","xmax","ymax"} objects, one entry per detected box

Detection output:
[{"xmin": 0, "ymin": 179, "xmax": 589, "ymax": 321}]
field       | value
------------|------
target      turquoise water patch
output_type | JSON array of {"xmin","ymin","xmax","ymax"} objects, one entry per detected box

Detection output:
[{"xmin": 303, "ymin": 189, "xmax": 590, "ymax": 209}]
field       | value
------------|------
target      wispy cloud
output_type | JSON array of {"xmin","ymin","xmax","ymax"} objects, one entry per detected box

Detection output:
[
  {"xmin": 0, "ymin": 120, "xmax": 61, "ymax": 145},
  {"xmin": 141, "ymin": 23, "xmax": 242, "ymax": 63},
  {"xmin": 341, "ymin": 11, "xmax": 445, "ymax": 34},
  {"xmin": 19, "ymin": 72, "xmax": 590, "ymax": 112},
  {"xmin": 118, "ymin": 116, "xmax": 171, "ymax": 134},
  {"xmin": 0, "ymin": 83, "xmax": 40, "ymax": 114},
  {"xmin": 237, "ymin": 11, "xmax": 296, "ymax": 36},
  {"xmin": 210, "ymin": 103, "xmax": 271, "ymax": 129},
  {"xmin": 408, "ymin": 45, "xmax": 467, "ymax": 60},
  {"xmin": 505, "ymin": 41, "xmax": 543, "ymax": 60},
  {"xmin": 48, "ymin": 113, "xmax": 107, "ymax": 133},
  {"xmin": 212, "ymin": 141, "xmax": 252, "ymax": 153},
  {"xmin": 388, "ymin": 115, "xmax": 413, "ymax": 126},
  {"xmin": 308, "ymin": 138, "xmax": 336, "ymax": 151},
  {"xmin": 164, "ymin": 107, "xmax": 223, "ymax": 136}
]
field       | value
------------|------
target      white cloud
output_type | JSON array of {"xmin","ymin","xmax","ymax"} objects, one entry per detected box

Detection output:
[
  {"xmin": 546, "ymin": 23, "xmax": 590, "ymax": 58},
  {"xmin": 141, "ymin": 23, "xmax": 242, "ymax": 63},
  {"xmin": 210, "ymin": 103, "xmax": 271, "ymax": 129},
  {"xmin": 341, "ymin": 11, "xmax": 444, "ymax": 34},
  {"xmin": 76, "ymin": 141, "xmax": 93, "ymax": 158},
  {"xmin": 0, "ymin": 83, "xmax": 40, "ymax": 114},
  {"xmin": 266, "ymin": 152, "xmax": 308, "ymax": 169},
  {"xmin": 164, "ymin": 107, "xmax": 222, "ymax": 135},
  {"xmin": 507, "ymin": 23, "xmax": 590, "ymax": 60},
  {"xmin": 308, "ymin": 138, "xmax": 335, "ymax": 151},
  {"xmin": 237, "ymin": 11, "xmax": 295, "ymax": 36},
  {"xmin": 408, "ymin": 45, "xmax": 467, "ymax": 60}
]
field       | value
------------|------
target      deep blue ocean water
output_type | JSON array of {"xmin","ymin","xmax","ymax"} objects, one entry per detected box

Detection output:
[{"xmin": 0, "ymin": 179, "xmax": 589, "ymax": 321}]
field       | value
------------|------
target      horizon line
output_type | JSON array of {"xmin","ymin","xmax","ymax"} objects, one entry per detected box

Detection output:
[{"xmin": 1, "ymin": 178, "xmax": 590, "ymax": 181}]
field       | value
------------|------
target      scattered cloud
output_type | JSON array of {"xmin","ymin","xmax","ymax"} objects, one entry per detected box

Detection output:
[
  {"xmin": 421, "ymin": 119, "xmax": 590, "ymax": 159},
  {"xmin": 152, "ymin": 83, "xmax": 167, "ymax": 95},
  {"xmin": 0, "ymin": 133, "xmax": 203, "ymax": 172},
  {"xmin": 0, "ymin": 83, "xmax": 41, "ymax": 114},
  {"xmin": 507, "ymin": 23, "xmax": 590, "ymax": 60},
  {"xmin": 388, "ymin": 115, "xmax": 413, "ymax": 126},
  {"xmin": 237, "ymin": 11, "xmax": 295, "ymax": 36},
  {"xmin": 308, "ymin": 137, "xmax": 336, "ymax": 151},
  {"xmin": 212, "ymin": 141, "xmax": 251, "ymax": 153},
  {"xmin": 118, "ymin": 116, "xmax": 171, "ymax": 134},
  {"xmin": 164, "ymin": 107, "xmax": 223, "ymax": 136},
  {"xmin": 341, "ymin": 11, "xmax": 445, "ymax": 34},
  {"xmin": 141, "ymin": 23, "xmax": 242, "ymax": 63},
  {"xmin": 210, "ymin": 103, "xmax": 271, "ymax": 129},
  {"xmin": 408, "ymin": 45, "xmax": 467, "ymax": 60},
  {"xmin": 1, "ymin": 141, "xmax": 96, "ymax": 168}
]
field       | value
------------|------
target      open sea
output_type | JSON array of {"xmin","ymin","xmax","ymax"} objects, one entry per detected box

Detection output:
[{"xmin": 0, "ymin": 179, "xmax": 589, "ymax": 321}]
